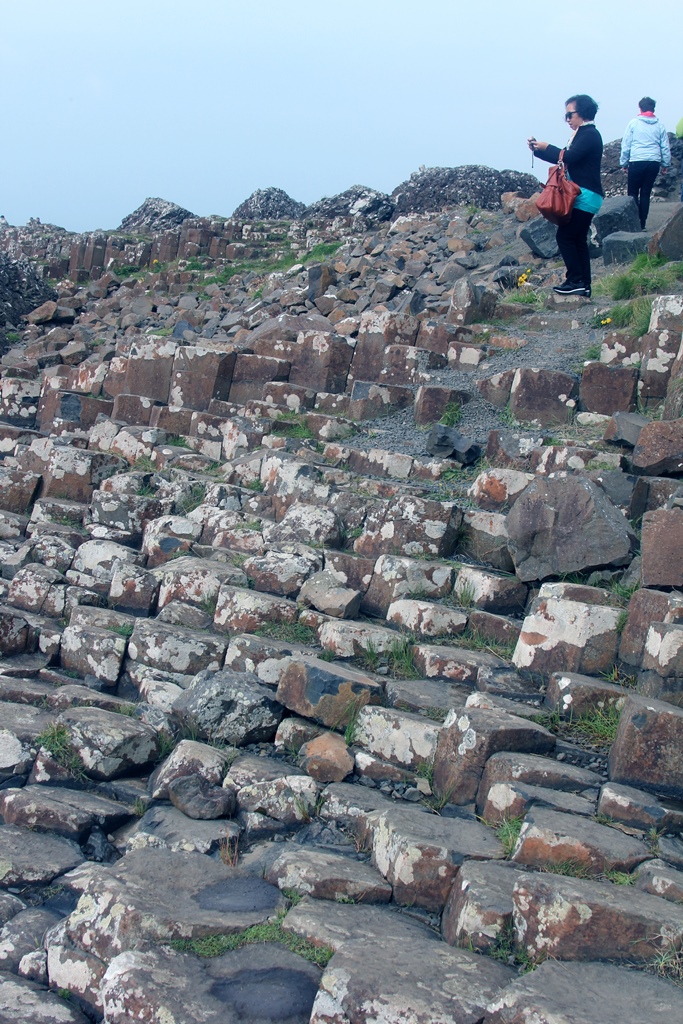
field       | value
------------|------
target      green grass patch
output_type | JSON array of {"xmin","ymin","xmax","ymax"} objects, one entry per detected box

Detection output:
[
  {"xmin": 602, "ymin": 870, "xmax": 635, "ymax": 885},
  {"xmin": 171, "ymin": 907, "xmax": 333, "ymax": 968},
  {"xmin": 175, "ymin": 483, "xmax": 207, "ymax": 515},
  {"xmin": 439, "ymin": 402, "xmax": 463, "ymax": 428},
  {"xmin": 594, "ymin": 254, "xmax": 683, "ymax": 301},
  {"xmin": 109, "ymin": 622, "xmax": 134, "ymax": 638},
  {"xmin": 113, "ymin": 264, "xmax": 143, "ymax": 279},
  {"xmin": 271, "ymin": 416, "xmax": 315, "ymax": 439},
  {"xmin": 34, "ymin": 724, "xmax": 87, "ymax": 781},
  {"xmin": 591, "ymin": 297, "xmax": 652, "ymax": 337},
  {"xmin": 540, "ymin": 860, "xmax": 592, "ymax": 878},
  {"xmin": 487, "ymin": 920, "xmax": 542, "ymax": 973},
  {"xmin": 255, "ymin": 622, "xmax": 319, "ymax": 646},
  {"xmin": 388, "ymin": 637, "xmax": 420, "ymax": 679},
  {"xmin": 505, "ymin": 289, "xmax": 543, "ymax": 305},
  {"xmin": 436, "ymin": 627, "xmax": 517, "ymax": 663},
  {"xmin": 570, "ymin": 703, "xmax": 622, "ymax": 745},
  {"xmin": 494, "ymin": 816, "xmax": 524, "ymax": 858}
]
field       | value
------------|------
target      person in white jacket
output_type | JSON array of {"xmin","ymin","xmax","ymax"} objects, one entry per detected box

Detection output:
[{"xmin": 620, "ymin": 97, "xmax": 671, "ymax": 229}]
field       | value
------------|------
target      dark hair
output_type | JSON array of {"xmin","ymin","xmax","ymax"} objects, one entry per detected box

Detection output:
[
  {"xmin": 639, "ymin": 96, "xmax": 656, "ymax": 111},
  {"xmin": 565, "ymin": 94, "xmax": 599, "ymax": 120}
]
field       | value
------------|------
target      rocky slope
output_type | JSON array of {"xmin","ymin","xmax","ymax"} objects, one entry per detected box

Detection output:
[{"xmin": 0, "ymin": 178, "xmax": 682, "ymax": 1024}]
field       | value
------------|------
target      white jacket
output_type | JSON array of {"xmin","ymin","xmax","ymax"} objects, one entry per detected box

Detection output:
[{"xmin": 620, "ymin": 115, "xmax": 671, "ymax": 166}]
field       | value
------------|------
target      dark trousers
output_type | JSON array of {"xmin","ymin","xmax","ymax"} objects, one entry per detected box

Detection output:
[
  {"xmin": 556, "ymin": 208, "xmax": 594, "ymax": 288},
  {"xmin": 628, "ymin": 160, "xmax": 660, "ymax": 229}
]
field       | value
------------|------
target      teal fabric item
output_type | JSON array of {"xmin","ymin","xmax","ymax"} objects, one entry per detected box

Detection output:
[{"xmin": 574, "ymin": 187, "xmax": 603, "ymax": 214}]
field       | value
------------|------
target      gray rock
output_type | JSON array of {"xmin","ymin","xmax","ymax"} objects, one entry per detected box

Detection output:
[
  {"xmin": 101, "ymin": 942, "xmax": 321, "ymax": 1024},
  {"xmin": 0, "ymin": 974, "xmax": 89, "ymax": 1023},
  {"xmin": 593, "ymin": 196, "xmax": 640, "ymax": 243},
  {"xmin": 130, "ymin": 804, "xmax": 238, "ymax": 854},
  {"xmin": 483, "ymin": 958, "xmax": 683, "ymax": 1023},
  {"xmin": 168, "ymin": 774, "xmax": 236, "ymax": 820},
  {"xmin": 506, "ymin": 476, "xmax": 637, "ymax": 581},
  {"xmin": 306, "ymin": 185, "xmax": 394, "ymax": 226},
  {"xmin": 0, "ymin": 908, "xmax": 61, "ymax": 973},
  {"xmin": 172, "ymin": 669, "xmax": 283, "ymax": 746},
  {"xmin": 519, "ymin": 217, "xmax": 560, "ymax": 258},
  {"xmin": 312, "ymin": 931, "xmax": 514, "ymax": 1024},
  {"xmin": 118, "ymin": 197, "xmax": 194, "ymax": 234},
  {"xmin": 0, "ymin": 824, "xmax": 83, "ymax": 885},
  {"xmin": 233, "ymin": 187, "xmax": 306, "ymax": 222},
  {"xmin": 602, "ymin": 230, "xmax": 650, "ymax": 264},
  {"xmin": 64, "ymin": 848, "xmax": 287, "ymax": 963},
  {"xmin": 391, "ymin": 165, "xmax": 539, "ymax": 214}
]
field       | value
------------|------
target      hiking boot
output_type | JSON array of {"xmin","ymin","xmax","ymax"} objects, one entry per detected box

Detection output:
[{"xmin": 553, "ymin": 281, "xmax": 587, "ymax": 295}]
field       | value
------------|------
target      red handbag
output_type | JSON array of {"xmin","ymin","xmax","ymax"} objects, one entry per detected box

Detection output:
[{"xmin": 535, "ymin": 150, "xmax": 581, "ymax": 225}]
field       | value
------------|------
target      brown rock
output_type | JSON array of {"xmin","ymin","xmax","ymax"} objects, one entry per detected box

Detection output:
[
  {"xmin": 511, "ymin": 807, "xmax": 649, "ymax": 875},
  {"xmin": 640, "ymin": 508, "xmax": 683, "ymax": 587},
  {"xmin": 413, "ymin": 386, "xmax": 471, "ymax": 426},
  {"xmin": 509, "ymin": 368, "xmax": 578, "ymax": 427},
  {"xmin": 632, "ymin": 418, "xmax": 683, "ymax": 476},
  {"xmin": 578, "ymin": 361, "xmax": 638, "ymax": 415},
  {"xmin": 298, "ymin": 732, "xmax": 354, "ymax": 783},
  {"xmin": 276, "ymin": 657, "xmax": 383, "ymax": 728},
  {"xmin": 608, "ymin": 693, "xmax": 683, "ymax": 799},
  {"xmin": 441, "ymin": 859, "xmax": 519, "ymax": 950},
  {"xmin": 432, "ymin": 707, "xmax": 555, "ymax": 806},
  {"xmin": 512, "ymin": 871, "xmax": 683, "ymax": 961},
  {"xmin": 483, "ymin": 959, "xmax": 683, "ymax": 1024}
]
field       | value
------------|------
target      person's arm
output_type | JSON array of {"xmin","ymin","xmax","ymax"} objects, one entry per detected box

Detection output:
[
  {"xmin": 531, "ymin": 142, "xmax": 562, "ymax": 165},
  {"xmin": 620, "ymin": 124, "xmax": 632, "ymax": 166},
  {"xmin": 660, "ymin": 125, "xmax": 672, "ymax": 168}
]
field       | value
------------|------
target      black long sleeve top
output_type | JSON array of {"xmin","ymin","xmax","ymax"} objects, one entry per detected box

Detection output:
[{"xmin": 535, "ymin": 123, "xmax": 604, "ymax": 195}]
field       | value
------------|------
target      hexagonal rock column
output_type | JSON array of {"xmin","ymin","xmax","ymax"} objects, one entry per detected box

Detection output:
[
  {"xmin": 512, "ymin": 871, "xmax": 683, "ymax": 962},
  {"xmin": 509, "ymin": 368, "xmax": 578, "ymax": 427},
  {"xmin": 64, "ymin": 848, "xmax": 288, "ymax": 964},
  {"xmin": 101, "ymin": 943, "xmax": 322, "ymax": 1024},
  {"xmin": 608, "ymin": 694, "xmax": 683, "ymax": 799},
  {"xmin": 483, "ymin": 959, "xmax": 683, "ymax": 1024},
  {"xmin": 512, "ymin": 590, "xmax": 621, "ymax": 679},
  {"xmin": 57, "ymin": 708, "xmax": 159, "ymax": 780},
  {"xmin": 276, "ymin": 657, "xmax": 383, "ymax": 728},
  {"xmin": 310, "ymin": 931, "xmax": 514, "ymax": 1024},
  {"xmin": 640, "ymin": 509, "xmax": 683, "ymax": 588},
  {"xmin": 432, "ymin": 708, "xmax": 555, "ymax": 806},
  {"xmin": 172, "ymin": 669, "xmax": 283, "ymax": 746},
  {"xmin": 510, "ymin": 807, "xmax": 650, "ymax": 875},
  {"xmin": 506, "ymin": 476, "xmax": 636, "ymax": 582}
]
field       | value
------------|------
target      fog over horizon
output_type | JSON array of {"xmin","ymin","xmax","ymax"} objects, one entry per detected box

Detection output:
[{"xmin": 3, "ymin": 0, "xmax": 682, "ymax": 233}]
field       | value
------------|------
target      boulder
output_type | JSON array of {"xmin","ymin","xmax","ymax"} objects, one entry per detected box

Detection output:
[
  {"xmin": 593, "ymin": 196, "xmax": 640, "ymax": 242},
  {"xmin": 483, "ymin": 959, "xmax": 683, "ymax": 1024},
  {"xmin": 509, "ymin": 368, "xmax": 578, "ymax": 427},
  {"xmin": 311, "ymin": 930, "xmax": 514, "ymax": 1024},
  {"xmin": 433, "ymin": 707, "xmax": 555, "ymax": 806},
  {"xmin": 506, "ymin": 476, "xmax": 636, "ymax": 581},
  {"xmin": 640, "ymin": 508, "xmax": 683, "ymax": 587},
  {"xmin": 519, "ymin": 217, "xmax": 560, "ymax": 258},
  {"xmin": 608, "ymin": 693, "xmax": 683, "ymax": 799},
  {"xmin": 512, "ymin": 871, "xmax": 683, "ymax": 961},
  {"xmin": 602, "ymin": 230, "xmax": 650, "ymax": 264},
  {"xmin": 172, "ymin": 669, "xmax": 283, "ymax": 746}
]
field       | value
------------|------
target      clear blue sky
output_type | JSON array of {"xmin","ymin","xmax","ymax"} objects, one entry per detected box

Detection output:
[{"xmin": 2, "ymin": 0, "xmax": 681, "ymax": 232}]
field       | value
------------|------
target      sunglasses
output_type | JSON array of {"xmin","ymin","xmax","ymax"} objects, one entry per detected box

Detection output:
[{"xmin": 565, "ymin": 110, "xmax": 578, "ymax": 120}]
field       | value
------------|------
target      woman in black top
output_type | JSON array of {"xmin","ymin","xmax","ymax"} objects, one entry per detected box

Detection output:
[{"xmin": 528, "ymin": 95, "xmax": 604, "ymax": 297}]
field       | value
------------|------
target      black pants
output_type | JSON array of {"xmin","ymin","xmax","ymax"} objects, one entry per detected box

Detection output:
[
  {"xmin": 628, "ymin": 160, "xmax": 660, "ymax": 229},
  {"xmin": 556, "ymin": 208, "xmax": 594, "ymax": 288}
]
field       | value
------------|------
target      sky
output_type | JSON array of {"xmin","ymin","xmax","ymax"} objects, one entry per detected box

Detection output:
[{"xmin": 2, "ymin": 0, "xmax": 682, "ymax": 233}]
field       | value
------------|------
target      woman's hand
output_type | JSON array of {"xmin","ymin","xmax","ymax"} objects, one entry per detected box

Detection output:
[{"xmin": 528, "ymin": 138, "xmax": 548, "ymax": 152}]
